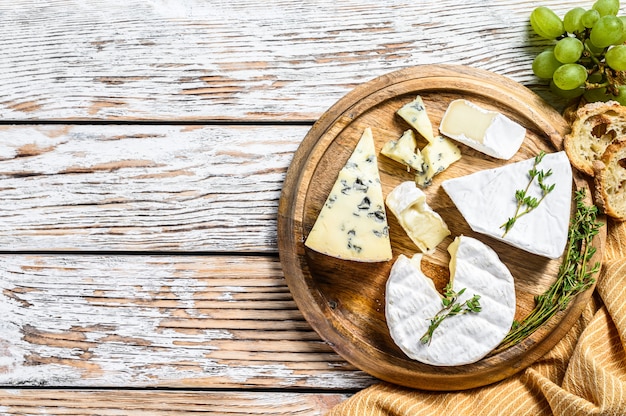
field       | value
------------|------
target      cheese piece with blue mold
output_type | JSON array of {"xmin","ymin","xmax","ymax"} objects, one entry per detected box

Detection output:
[
  {"xmin": 397, "ymin": 96, "xmax": 435, "ymax": 143},
  {"xmin": 380, "ymin": 129, "xmax": 424, "ymax": 172},
  {"xmin": 304, "ymin": 127, "xmax": 392, "ymax": 262},
  {"xmin": 415, "ymin": 135, "xmax": 462, "ymax": 187}
]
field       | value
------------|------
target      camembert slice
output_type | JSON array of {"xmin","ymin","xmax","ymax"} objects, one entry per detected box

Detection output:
[
  {"xmin": 440, "ymin": 99, "xmax": 525, "ymax": 160},
  {"xmin": 386, "ymin": 181, "xmax": 450, "ymax": 254},
  {"xmin": 385, "ymin": 236, "xmax": 516, "ymax": 366},
  {"xmin": 397, "ymin": 96, "xmax": 435, "ymax": 143},
  {"xmin": 441, "ymin": 151, "xmax": 572, "ymax": 259},
  {"xmin": 304, "ymin": 127, "xmax": 392, "ymax": 262},
  {"xmin": 381, "ymin": 129, "xmax": 424, "ymax": 172}
]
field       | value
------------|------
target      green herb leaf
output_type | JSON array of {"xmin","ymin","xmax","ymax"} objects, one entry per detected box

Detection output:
[
  {"xmin": 501, "ymin": 151, "xmax": 555, "ymax": 237},
  {"xmin": 420, "ymin": 284, "xmax": 482, "ymax": 345},
  {"xmin": 498, "ymin": 189, "xmax": 603, "ymax": 350}
]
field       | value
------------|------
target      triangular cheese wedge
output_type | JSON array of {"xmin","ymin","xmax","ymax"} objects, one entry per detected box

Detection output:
[
  {"xmin": 385, "ymin": 236, "xmax": 516, "ymax": 366},
  {"xmin": 305, "ymin": 127, "xmax": 392, "ymax": 262},
  {"xmin": 441, "ymin": 151, "xmax": 572, "ymax": 259},
  {"xmin": 397, "ymin": 96, "xmax": 435, "ymax": 143}
]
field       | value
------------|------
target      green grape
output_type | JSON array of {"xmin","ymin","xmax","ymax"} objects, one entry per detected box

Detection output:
[
  {"xmin": 532, "ymin": 49, "xmax": 562, "ymax": 78},
  {"xmin": 550, "ymin": 81, "xmax": 585, "ymax": 98},
  {"xmin": 553, "ymin": 63, "xmax": 588, "ymax": 90},
  {"xmin": 585, "ymin": 39, "xmax": 605, "ymax": 55},
  {"xmin": 617, "ymin": 16, "xmax": 626, "ymax": 44},
  {"xmin": 554, "ymin": 37, "xmax": 584, "ymax": 63},
  {"xmin": 564, "ymin": 7, "xmax": 586, "ymax": 33},
  {"xmin": 582, "ymin": 9, "xmax": 601, "ymax": 28},
  {"xmin": 530, "ymin": 6, "xmax": 565, "ymax": 39},
  {"xmin": 606, "ymin": 45, "xmax": 626, "ymax": 70},
  {"xmin": 590, "ymin": 16, "xmax": 624, "ymax": 48},
  {"xmin": 583, "ymin": 86, "xmax": 611, "ymax": 102},
  {"xmin": 592, "ymin": 0, "xmax": 620, "ymax": 16}
]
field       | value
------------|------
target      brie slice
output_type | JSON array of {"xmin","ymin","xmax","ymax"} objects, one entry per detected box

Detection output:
[
  {"xmin": 439, "ymin": 99, "xmax": 526, "ymax": 160},
  {"xmin": 441, "ymin": 151, "xmax": 572, "ymax": 259},
  {"xmin": 386, "ymin": 181, "xmax": 450, "ymax": 254}
]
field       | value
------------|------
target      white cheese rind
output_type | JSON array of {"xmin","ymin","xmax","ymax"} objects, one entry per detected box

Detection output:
[
  {"xmin": 397, "ymin": 96, "xmax": 435, "ymax": 143},
  {"xmin": 304, "ymin": 127, "xmax": 392, "ymax": 262},
  {"xmin": 441, "ymin": 151, "xmax": 572, "ymax": 259},
  {"xmin": 439, "ymin": 99, "xmax": 526, "ymax": 160},
  {"xmin": 386, "ymin": 181, "xmax": 450, "ymax": 254},
  {"xmin": 380, "ymin": 129, "xmax": 424, "ymax": 172},
  {"xmin": 385, "ymin": 236, "xmax": 516, "ymax": 366}
]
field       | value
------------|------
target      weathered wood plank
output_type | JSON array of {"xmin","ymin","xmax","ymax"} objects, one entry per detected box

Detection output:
[
  {"xmin": 0, "ymin": 254, "xmax": 375, "ymax": 389},
  {"xmin": 0, "ymin": 124, "xmax": 306, "ymax": 252},
  {"xmin": 0, "ymin": 0, "xmax": 586, "ymax": 121},
  {"xmin": 0, "ymin": 389, "xmax": 351, "ymax": 415}
]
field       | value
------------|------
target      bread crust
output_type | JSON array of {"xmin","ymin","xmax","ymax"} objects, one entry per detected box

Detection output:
[
  {"xmin": 593, "ymin": 141, "xmax": 626, "ymax": 221},
  {"xmin": 564, "ymin": 101, "xmax": 626, "ymax": 176}
]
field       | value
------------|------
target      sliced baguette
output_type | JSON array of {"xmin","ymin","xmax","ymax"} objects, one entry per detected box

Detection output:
[
  {"xmin": 564, "ymin": 101, "xmax": 626, "ymax": 176},
  {"xmin": 593, "ymin": 141, "xmax": 626, "ymax": 221}
]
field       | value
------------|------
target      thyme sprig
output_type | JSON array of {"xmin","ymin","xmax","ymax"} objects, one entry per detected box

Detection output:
[
  {"xmin": 501, "ymin": 151, "xmax": 556, "ymax": 237},
  {"xmin": 499, "ymin": 189, "xmax": 602, "ymax": 350},
  {"xmin": 420, "ymin": 283, "xmax": 482, "ymax": 345}
]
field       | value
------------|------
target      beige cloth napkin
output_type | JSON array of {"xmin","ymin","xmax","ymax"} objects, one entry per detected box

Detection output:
[{"xmin": 328, "ymin": 219, "xmax": 626, "ymax": 416}]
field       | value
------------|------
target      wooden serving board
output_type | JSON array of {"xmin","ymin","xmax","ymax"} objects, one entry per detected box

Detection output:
[{"xmin": 278, "ymin": 65, "xmax": 605, "ymax": 391}]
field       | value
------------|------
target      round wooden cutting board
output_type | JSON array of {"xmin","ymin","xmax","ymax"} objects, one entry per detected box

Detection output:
[{"xmin": 277, "ymin": 65, "xmax": 605, "ymax": 391}]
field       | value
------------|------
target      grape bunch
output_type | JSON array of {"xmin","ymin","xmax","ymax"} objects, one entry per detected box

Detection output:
[{"xmin": 530, "ymin": 0, "xmax": 626, "ymax": 104}]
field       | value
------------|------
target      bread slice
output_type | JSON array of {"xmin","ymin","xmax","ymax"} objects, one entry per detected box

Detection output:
[
  {"xmin": 564, "ymin": 101, "xmax": 626, "ymax": 176},
  {"xmin": 594, "ymin": 141, "xmax": 626, "ymax": 221}
]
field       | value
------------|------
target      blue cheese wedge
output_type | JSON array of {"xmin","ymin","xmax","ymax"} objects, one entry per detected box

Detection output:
[
  {"xmin": 386, "ymin": 181, "xmax": 450, "ymax": 254},
  {"xmin": 441, "ymin": 151, "xmax": 572, "ymax": 259},
  {"xmin": 304, "ymin": 127, "xmax": 392, "ymax": 262},
  {"xmin": 381, "ymin": 129, "xmax": 424, "ymax": 172},
  {"xmin": 397, "ymin": 96, "xmax": 435, "ymax": 143},
  {"xmin": 415, "ymin": 135, "xmax": 462, "ymax": 187},
  {"xmin": 439, "ymin": 99, "xmax": 526, "ymax": 160},
  {"xmin": 385, "ymin": 236, "xmax": 516, "ymax": 366}
]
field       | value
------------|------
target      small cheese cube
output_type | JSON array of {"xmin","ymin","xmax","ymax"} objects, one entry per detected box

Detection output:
[
  {"xmin": 415, "ymin": 136, "xmax": 462, "ymax": 187},
  {"xmin": 380, "ymin": 129, "xmax": 424, "ymax": 172}
]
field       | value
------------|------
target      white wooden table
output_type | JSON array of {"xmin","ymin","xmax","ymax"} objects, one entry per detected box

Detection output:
[{"xmin": 0, "ymin": 0, "xmax": 591, "ymax": 413}]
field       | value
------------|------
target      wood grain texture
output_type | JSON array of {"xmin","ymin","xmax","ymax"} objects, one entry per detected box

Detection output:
[
  {"xmin": 279, "ymin": 65, "xmax": 606, "ymax": 390},
  {"xmin": 0, "ymin": 0, "xmax": 592, "ymax": 121},
  {"xmin": 0, "ymin": 0, "xmax": 615, "ymax": 413},
  {"xmin": 0, "ymin": 389, "xmax": 350, "ymax": 415},
  {"xmin": 0, "ymin": 254, "xmax": 375, "ymax": 389},
  {"xmin": 0, "ymin": 124, "xmax": 306, "ymax": 252}
]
